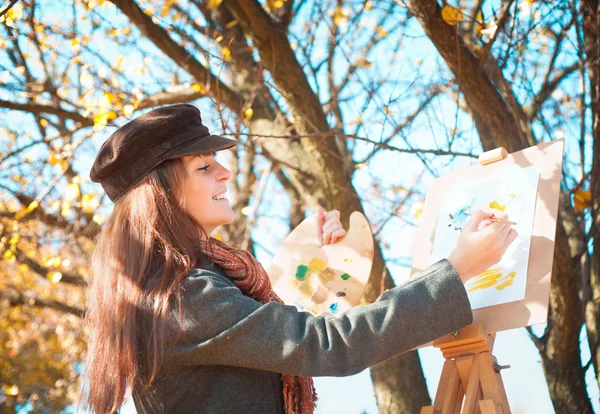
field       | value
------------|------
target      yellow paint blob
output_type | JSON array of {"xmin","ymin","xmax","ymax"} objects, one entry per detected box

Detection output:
[
  {"xmin": 308, "ymin": 257, "xmax": 326, "ymax": 273},
  {"xmin": 299, "ymin": 279, "xmax": 315, "ymax": 298},
  {"xmin": 489, "ymin": 200, "xmax": 506, "ymax": 212},
  {"xmin": 287, "ymin": 278, "xmax": 299, "ymax": 289}
]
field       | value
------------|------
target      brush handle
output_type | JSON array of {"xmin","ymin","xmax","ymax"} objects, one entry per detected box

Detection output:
[{"xmin": 489, "ymin": 217, "xmax": 517, "ymax": 225}]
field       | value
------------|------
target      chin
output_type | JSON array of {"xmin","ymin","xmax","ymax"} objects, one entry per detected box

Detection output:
[{"xmin": 221, "ymin": 211, "xmax": 236, "ymax": 224}]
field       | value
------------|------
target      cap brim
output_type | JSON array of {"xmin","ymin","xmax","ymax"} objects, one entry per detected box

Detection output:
[{"xmin": 165, "ymin": 134, "xmax": 238, "ymax": 159}]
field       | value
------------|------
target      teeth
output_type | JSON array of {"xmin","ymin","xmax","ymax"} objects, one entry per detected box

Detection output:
[{"xmin": 212, "ymin": 192, "xmax": 227, "ymax": 200}]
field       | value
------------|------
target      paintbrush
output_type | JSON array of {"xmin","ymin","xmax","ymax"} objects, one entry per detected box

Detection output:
[{"xmin": 489, "ymin": 216, "xmax": 517, "ymax": 225}]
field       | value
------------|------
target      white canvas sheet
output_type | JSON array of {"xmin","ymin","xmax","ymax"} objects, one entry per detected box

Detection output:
[{"xmin": 429, "ymin": 165, "xmax": 540, "ymax": 309}]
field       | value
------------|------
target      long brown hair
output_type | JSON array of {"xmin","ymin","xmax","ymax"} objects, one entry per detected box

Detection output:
[{"xmin": 84, "ymin": 156, "xmax": 209, "ymax": 413}]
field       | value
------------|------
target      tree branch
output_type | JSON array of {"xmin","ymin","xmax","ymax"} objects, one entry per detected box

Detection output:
[
  {"xmin": 0, "ymin": 99, "xmax": 93, "ymax": 126},
  {"xmin": 14, "ymin": 248, "xmax": 87, "ymax": 286},
  {"xmin": 0, "ymin": 289, "xmax": 84, "ymax": 317},
  {"xmin": 528, "ymin": 61, "xmax": 582, "ymax": 119},
  {"xmin": 110, "ymin": 0, "xmax": 245, "ymax": 115}
]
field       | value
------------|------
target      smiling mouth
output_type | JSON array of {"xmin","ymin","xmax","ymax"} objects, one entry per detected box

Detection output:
[{"xmin": 212, "ymin": 192, "xmax": 228, "ymax": 201}]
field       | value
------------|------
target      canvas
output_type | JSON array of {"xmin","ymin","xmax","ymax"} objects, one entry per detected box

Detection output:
[{"xmin": 429, "ymin": 164, "xmax": 540, "ymax": 310}]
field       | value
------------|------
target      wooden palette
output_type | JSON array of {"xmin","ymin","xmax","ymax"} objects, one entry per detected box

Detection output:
[{"xmin": 267, "ymin": 212, "xmax": 374, "ymax": 316}]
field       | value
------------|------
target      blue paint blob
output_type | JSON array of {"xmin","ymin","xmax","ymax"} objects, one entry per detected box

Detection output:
[{"xmin": 329, "ymin": 302, "xmax": 339, "ymax": 313}]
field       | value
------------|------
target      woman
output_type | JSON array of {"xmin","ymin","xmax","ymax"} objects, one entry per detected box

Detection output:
[{"xmin": 84, "ymin": 104, "xmax": 517, "ymax": 414}]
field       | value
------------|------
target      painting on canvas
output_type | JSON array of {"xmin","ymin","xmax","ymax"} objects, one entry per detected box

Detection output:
[{"xmin": 429, "ymin": 164, "xmax": 540, "ymax": 310}]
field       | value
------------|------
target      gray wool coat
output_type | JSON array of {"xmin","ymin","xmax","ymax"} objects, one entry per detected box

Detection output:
[{"xmin": 132, "ymin": 259, "xmax": 473, "ymax": 413}]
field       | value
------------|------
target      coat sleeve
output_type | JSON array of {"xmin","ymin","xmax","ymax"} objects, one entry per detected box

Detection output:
[{"xmin": 163, "ymin": 259, "xmax": 473, "ymax": 377}]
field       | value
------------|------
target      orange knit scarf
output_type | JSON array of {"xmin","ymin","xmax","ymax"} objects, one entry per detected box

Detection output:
[{"xmin": 199, "ymin": 238, "xmax": 318, "ymax": 414}]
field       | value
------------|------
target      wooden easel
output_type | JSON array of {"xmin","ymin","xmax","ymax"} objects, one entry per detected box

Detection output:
[
  {"xmin": 420, "ymin": 324, "xmax": 511, "ymax": 414},
  {"xmin": 422, "ymin": 148, "xmax": 513, "ymax": 414}
]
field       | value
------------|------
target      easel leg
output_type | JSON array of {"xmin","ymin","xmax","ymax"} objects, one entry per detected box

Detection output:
[{"xmin": 478, "ymin": 353, "xmax": 510, "ymax": 413}]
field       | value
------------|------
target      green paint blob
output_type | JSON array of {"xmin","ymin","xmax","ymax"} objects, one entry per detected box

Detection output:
[
  {"xmin": 341, "ymin": 273, "xmax": 351, "ymax": 280},
  {"xmin": 296, "ymin": 265, "xmax": 309, "ymax": 281}
]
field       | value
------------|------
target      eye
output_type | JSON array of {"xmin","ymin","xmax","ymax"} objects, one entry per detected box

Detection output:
[{"xmin": 198, "ymin": 165, "xmax": 210, "ymax": 172}]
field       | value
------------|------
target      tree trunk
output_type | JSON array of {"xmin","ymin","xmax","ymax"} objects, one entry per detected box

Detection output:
[{"xmin": 582, "ymin": 0, "xmax": 600, "ymax": 390}]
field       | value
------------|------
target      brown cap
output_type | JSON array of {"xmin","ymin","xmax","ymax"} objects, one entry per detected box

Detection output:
[{"xmin": 90, "ymin": 103, "xmax": 237, "ymax": 202}]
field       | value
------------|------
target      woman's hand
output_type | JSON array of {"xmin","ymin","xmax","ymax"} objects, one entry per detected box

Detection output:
[
  {"xmin": 316, "ymin": 207, "xmax": 347, "ymax": 246},
  {"xmin": 448, "ymin": 208, "xmax": 518, "ymax": 283}
]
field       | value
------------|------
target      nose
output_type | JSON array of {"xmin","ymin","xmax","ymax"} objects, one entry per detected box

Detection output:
[{"xmin": 216, "ymin": 162, "xmax": 231, "ymax": 182}]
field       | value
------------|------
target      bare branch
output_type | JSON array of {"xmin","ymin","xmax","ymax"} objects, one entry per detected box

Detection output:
[
  {"xmin": 137, "ymin": 88, "xmax": 206, "ymax": 109},
  {"xmin": 0, "ymin": 288, "xmax": 84, "ymax": 317},
  {"xmin": 0, "ymin": 0, "xmax": 20, "ymax": 19},
  {"xmin": 14, "ymin": 248, "xmax": 87, "ymax": 286},
  {"xmin": 0, "ymin": 99, "xmax": 93, "ymax": 126},
  {"xmin": 110, "ymin": 0, "xmax": 245, "ymax": 115},
  {"xmin": 528, "ymin": 61, "xmax": 582, "ymax": 119},
  {"xmin": 231, "ymin": 131, "xmax": 477, "ymax": 158},
  {"xmin": 478, "ymin": 0, "xmax": 515, "ymax": 67}
]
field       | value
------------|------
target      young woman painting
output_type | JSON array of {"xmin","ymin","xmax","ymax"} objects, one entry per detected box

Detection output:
[{"xmin": 84, "ymin": 104, "xmax": 517, "ymax": 413}]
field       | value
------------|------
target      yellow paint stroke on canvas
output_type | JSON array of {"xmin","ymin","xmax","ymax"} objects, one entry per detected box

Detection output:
[
  {"xmin": 466, "ymin": 268, "xmax": 517, "ymax": 292},
  {"xmin": 495, "ymin": 271, "xmax": 516, "ymax": 290}
]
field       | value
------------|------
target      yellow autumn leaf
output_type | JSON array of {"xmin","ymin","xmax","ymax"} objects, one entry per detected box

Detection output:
[
  {"xmin": 48, "ymin": 154, "xmax": 60, "ymax": 167},
  {"xmin": 244, "ymin": 108, "xmax": 254, "ymax": 120},
  {"xmin": 225, "ymin": 20, "xmax": 239, "ymax": 29},
  {"xmin": 65, "ymin": 183, "xmax": 80, "ymax": 201},
  {"xmin": 376, "ymin": 26, "xmax": 387, "ymax": 38},
  {"xmin": 123, "ymin": 104, "xmax": 135, "ymax": 117},
  {"xmin": 94, "ymin": 112, "xmax": 109, "ymax": 129},
  {"xmin": 208, "ymin": 0, "xmax": 223, "ymax": 8},
  {"xmin": 356, "ymin": 58, "xmax": 372, "ymax": 69},
  {"xmin": 160, "ymin": 5, "xmax": 171, "ymax": 17},
  {"xmin": 81, "ymin": 193, "xmax": 99, "ymax": 213},
  {"xmin": 48, "ymin": 271, "xmax": 63, "ymax": 283},
  {"xmin": 355, "ymin": 163, "xmax": 367, "ymax": 169},
  {"xmin": 574, "ymin": 190, "xmax": 591, "ymax": 212},
  {"xmin": 221, "ymin": 47, "xmax": 232, "ymax": 62},
  {"xmin": 7, "ymin": 385, "xmax": 19, "ymax": 396},
  {"xmin": 191, "ymin": 83, "xmax": 205, "ymax": 93},
  {"xmin": 268, "ymin": 0, "xmax": 284, "ymax": 9},
  {"xmin": 349, "ymin": 114, "xmax": 363, "ymax": 125},
  {"xmin": 411, "ymin": 201, "xmax": 424, "ymax": 219},
  {"xmin": 27, "ymin": 200, "xmax": 38, "ymax": 211},
  {"xmin": 213, "ymin": 232, "xmax": 224, "ymax": 241},
  {"xmin": 8, "ymin": 233, "xmax": 20, "ymax": 245},
  {"xmin": 92, "ymin": 214, "xmax": 106, "ymax": 224},
  {"xmin": 45, "ymin": 257, "xmax": 62, "ymax": 268},
  {"xmin": 441, "ymin": 5, "xmax": 463, "ymax": 26},
  {"xmin": 333, "ymin": 7, "xmax": 346, "ymax": 26}
]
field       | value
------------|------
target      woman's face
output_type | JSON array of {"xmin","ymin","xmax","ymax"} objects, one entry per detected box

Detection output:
[{"xmin": 180, "ymin": 152, "xmax": 234, "ymax": 236}]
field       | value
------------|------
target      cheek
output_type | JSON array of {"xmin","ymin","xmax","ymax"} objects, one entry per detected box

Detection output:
[{"xmin": 184, "ymin": 181, "xmax": 212, "ymax": 216}]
